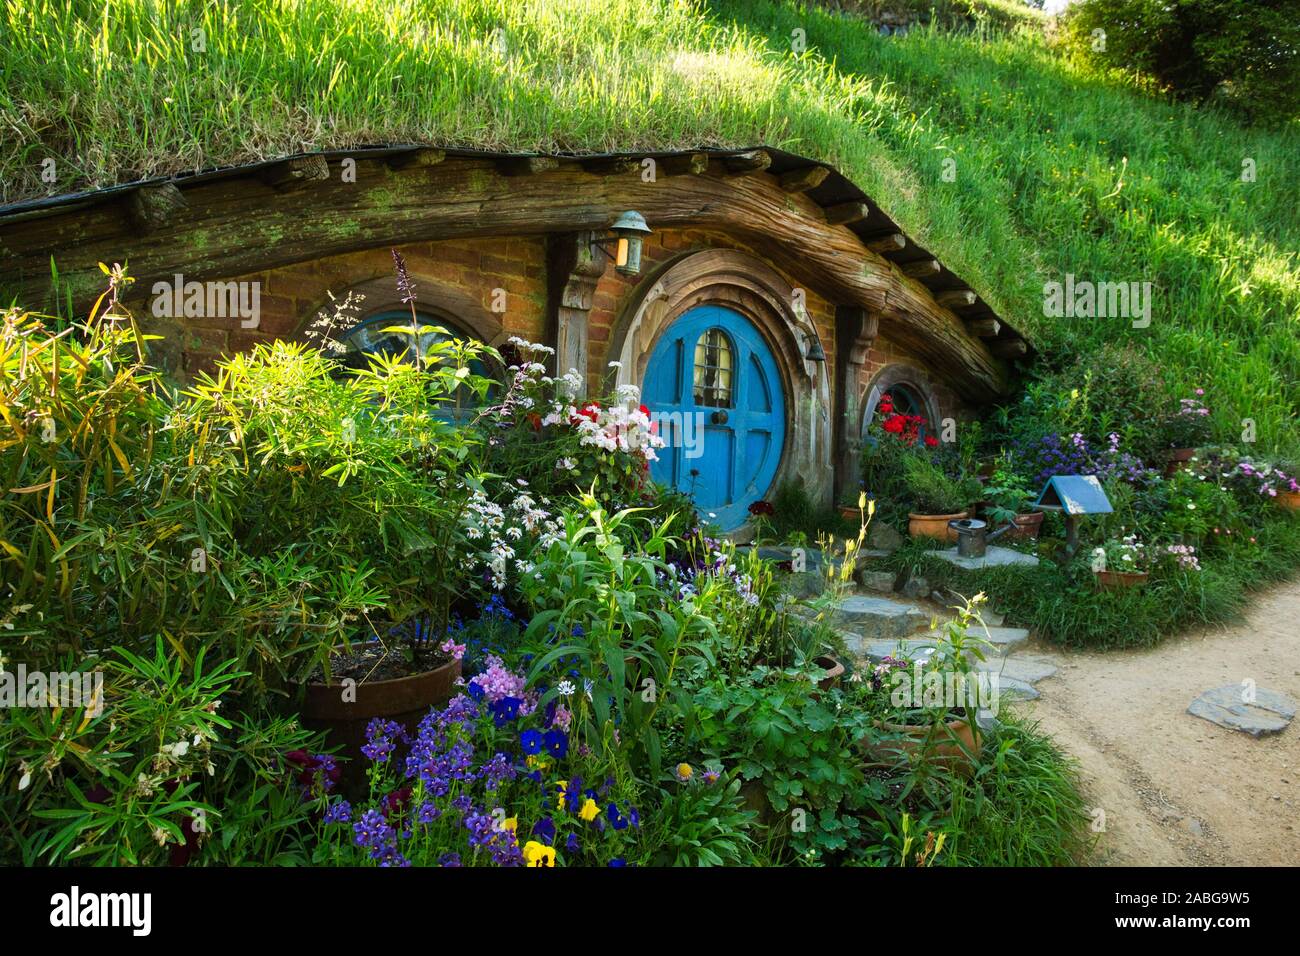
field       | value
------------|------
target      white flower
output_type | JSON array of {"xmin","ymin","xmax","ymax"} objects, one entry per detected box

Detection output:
[
  {"xmin": 557, "ymin": 680, "xmax": 576, "ymax": 697},
  {"xmin": 608, "ymin": 360, "xmax": 622, "ymax": 369}
]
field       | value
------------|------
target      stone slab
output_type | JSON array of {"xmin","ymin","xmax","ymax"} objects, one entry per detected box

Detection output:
[
  {"xmin": 931, "ymin": 546, "xmax": 1040, "ymax": 571},
  {"xmin": 832, "ymin": 594, "xmax": 930, "ymax": 641},
  {"xmin": 1187, "ymin": 685, "xmax": 1296, "ymax": 738}
]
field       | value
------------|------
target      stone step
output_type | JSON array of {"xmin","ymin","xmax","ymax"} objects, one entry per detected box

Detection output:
[
  {"xmin": 978, "ymin": 655, "xmax": 1058, "ymax": 685},
  {"xmin": 830, "ymin": 594, "xmax": 931, "ymax": 642},
  {"xmin": 920, "ymin": 625, "xmax": 1030, "ymax": 655}
]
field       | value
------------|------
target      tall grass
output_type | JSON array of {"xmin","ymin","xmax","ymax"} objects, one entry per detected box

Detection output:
[{"xmin": 1, "ymin": 0, "xmax": 1295, "ymax": 446}]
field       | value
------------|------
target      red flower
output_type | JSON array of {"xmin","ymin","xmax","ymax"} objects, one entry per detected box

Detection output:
[
  {"xmin": 639, "ymin": 404, "xmax": 650, "ymax": 417},
  {"xmin": 748, "ymin": 499, "xmax": 775, "ymax": 516},
  {"xmin": 570, "ymin": 402, "xmax": 601, "ymax": 425},
  {"xmin": 882, "ymin": 414, "xmax": 906, "ymax": 435},
  {"xmin": 924, "ymin": 435, "xmax": 939, "ymax": 448},
  {"xmin": 527, "ymin": 412, "xmax": 542, "ymax": 432}
]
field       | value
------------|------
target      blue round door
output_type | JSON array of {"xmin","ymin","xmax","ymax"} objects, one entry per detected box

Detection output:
[{"xmin": 642, "ymin": 306, "xmax": 786, "ymax": 530}]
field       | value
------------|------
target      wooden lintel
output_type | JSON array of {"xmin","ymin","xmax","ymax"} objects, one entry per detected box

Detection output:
[
  {"xmin": 581, "ymin": 157, "xmax": 641, "ymax": 176},
  {"xmin": 966, "ymin": 318, "xmax": 1001, "ymax": 337},
  {"xmin": 660, "ymin": 153, "xmax": 709, "ymax": 176},
  {"xmin": 127, "ymin": 182, "xmax": 187, "ymax": 233},
  {"xmin": 865, "ymin": 233, "xmax": 906, "ymax": 254},
  {"xmin": 259, "ymin": 155, "xmax": 330, "ymax": 190},
  {"xmin": 937, "ymin": 289, "xmax": 978, "ymax": 309},
  {"xmin": 901, "ymin": 259, "xmax": 941, "ymax": 279},
  {"xmin": 991, "ymin": 338, "xmax": 1028, "ymax": 358},
  {"xmin": 779, "ymin": 165, "xmax": 830, "ymax": 193},
  {"xmin": 722, "ymin": 150, "xmax": 771, "ymax": 174},
  {"xmin": 822, "ymin": 201, "xmax": 869, "ymax": 225},
  {"xmin": 499, "ymin": 156, "xmax": 561, "ymax": 176},
  {"xmin": 386, "ymin": 148, "xmax": 447, "ymax": 170}
]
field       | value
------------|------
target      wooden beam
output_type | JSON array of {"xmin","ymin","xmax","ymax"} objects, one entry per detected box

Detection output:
[
  {"xmin": 0, "ymin": 157, "xmax": 1009, "ymax": 401},
  {"xmin": 991, "ymin": 339, "xmax": 1028, "ymax": 358},
  {"xmin": 660, "ymin": 153, "xmax": 709, "ymax": 176},
  {"xmin": 581, "ymin": 157, "xmax": 641, "ymax": 176},
  {"xmin": 779, "ymin": 165, "xmax": 830, "ymax": 193},
  {"xmin": 722, "ymin": 150, "xmax": 771, "ymax": 174},
  {"xmin": 821, "ymin": 201, "xmax": 869, "ymax": 225},
  {"xmin": 901, "ymin": 259, "xmax": 941, "ymax": 279},
  {"xmin": 965, "ymin": 318, "xmax": 1001, "ymax": 337},
  {"xmin": 865, "ymin": 233, "xmax": 906, "ymax": 254},
  {"xmin": 498, "ymin": 156, "xmax": 561, "ymax": 176},
  {"xmin": 127, "ymin": 182, "xmax": 187, "ymax": 233},
  {"xmin": 386, "ymin": 148, "xmax": 446, "ymax": 170},
  {"xmin": 937, "ymin": 289, "xmax": 977, "ymax": 309},
  {"xmin": 259, "ymin": 155, "xmax": 330, "ymax": 190}
]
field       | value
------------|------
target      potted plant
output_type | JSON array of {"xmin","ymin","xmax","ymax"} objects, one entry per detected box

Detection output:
[
  {"xmin": 1162, "ymin": 391, "xmax": 1212, "ymax": 476},
  {"xmin": 295, "ymin": 613, "xmax": 464, "ymax": 784},
  {"xmin": 1091, "ymin": 535, "xmax": 1152, "ymax": 589},
  {"xmin": 900, "ymin": 453, "xmax": 979, "ymax": 542},
  {"xmin": 982, "ymin": 458, "xmax": 1043, "ymax": 540},
  {"xmin": 856, "ymin": 595, "xmax": 991, "ymax": 774}
]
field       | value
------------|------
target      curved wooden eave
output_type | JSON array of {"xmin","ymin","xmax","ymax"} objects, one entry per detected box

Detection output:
[{"xmin": 0, "ymin": 149, "xmax": 1021, "ymax": 402}]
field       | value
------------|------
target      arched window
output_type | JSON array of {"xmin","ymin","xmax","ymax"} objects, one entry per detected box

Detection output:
[
  {"xmin": 340, "ymin": 309, "xmax": 491, "ymax": 417},
  {"xmin": 862, "ymin": 367, "xmax": 940, "ymax": 443},
  {"xmin": 692, "ymin": 327, "xmax": 733, "ymax": 408}
]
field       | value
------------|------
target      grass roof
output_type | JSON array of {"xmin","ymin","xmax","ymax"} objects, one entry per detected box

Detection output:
[{"xmin": 1, "ymin": 0, "xmax": 1296, "ymax": 447}]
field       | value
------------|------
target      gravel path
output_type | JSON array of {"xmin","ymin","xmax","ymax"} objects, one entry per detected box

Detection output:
[{"xmin": 1021, "ymin": 581, "xmax": 1300, "ymax": 866}]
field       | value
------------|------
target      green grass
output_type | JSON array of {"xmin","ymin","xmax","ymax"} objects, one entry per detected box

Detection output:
[
  {"xmin": 941, "ymin": 712, "xmax": 1094, "ymax": 866},
  {"xmin": 879, "ymin": 513, "xmax": 1300, "ymax": 649},
  {"xmin": 1, "ymin": 0, "xmax": 1296, "ymax": 448}
]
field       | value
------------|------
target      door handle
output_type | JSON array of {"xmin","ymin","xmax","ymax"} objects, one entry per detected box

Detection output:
[{"xmin": 711, "ymin": 410, "xmax": 729, "ymax": 425}]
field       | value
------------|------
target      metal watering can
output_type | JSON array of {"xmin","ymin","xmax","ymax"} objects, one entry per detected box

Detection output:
[{"xmin": 947, "ymin": 518, "xmax": 1016, "ymax": 559}]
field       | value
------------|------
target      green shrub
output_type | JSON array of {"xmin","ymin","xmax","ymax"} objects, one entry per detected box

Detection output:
[{"xmin": 1062, "ymin": 0, "xmax": 1300, "ymax": 126}]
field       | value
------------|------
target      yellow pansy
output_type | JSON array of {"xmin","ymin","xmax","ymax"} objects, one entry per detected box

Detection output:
[
  {"xmin": 522, "ymin": 841, "xmax": 556, "ymax": 867},
  {"xmin": 556, "ymin": 780, "xmax": 568, "ymax": 810},
  {"xmin": 579, "ymin": 798, "xmax": 599, "ymax": 822},
  {"xmin": 501, "ymin": 816, "xmax": 518, "ymax": 834}
]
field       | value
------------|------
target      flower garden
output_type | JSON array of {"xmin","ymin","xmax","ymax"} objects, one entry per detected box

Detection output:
[{"xmin": 0, "ymin": 264, "xmax": 1107, "ymax": 869}]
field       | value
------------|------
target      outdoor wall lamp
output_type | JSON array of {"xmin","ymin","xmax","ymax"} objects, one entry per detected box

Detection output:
[
  {"xmin": 803, "ymin": 331, "xmax": 826, "ymax": 363},
  {"xmin": 591, "ymin": 210, "xmax": 653, "ymax": 277}
]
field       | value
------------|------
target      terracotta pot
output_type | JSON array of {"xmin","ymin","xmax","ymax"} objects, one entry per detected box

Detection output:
[
  {"xmin": 294, "ymin": 657, "xmax": 461, "ymax": 787},
  {"xmin": 1277, "ymin": 490, "xmax": 1300, "ymax": 512},
  {"xmin": 838, "ymin": 505, "xmax": 861, "ymax": 521},
  {"xmin": 908, "ymin": 511, "xmax": 968, "ymax": 543},
  {"xmin": 1164, "ymin": 447, "xmax": 1195, "ymax": 477},
  {"xmin": 814, "ymin": 655, "xmax": 845, "ymax": 691},
  {"xmin": 1007, "ymin": 510, "xmax": 1044, "ymax": 541},
  {"xmin": 1094, "ymin": 569, "xmax": 1149, "ymax": 590},
  {"xmin": 860, "ymin": 715, "xmax": 981, "ymax": 774}
]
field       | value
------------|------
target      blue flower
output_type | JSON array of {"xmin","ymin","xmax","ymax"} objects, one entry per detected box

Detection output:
[
  {"xmin": 607, "ymin": 802, "xmax": 629, "ymax": 830},
  {"xmin": 491, "ymin": 696, "xmax": 523, "ymax": 726},
  {"xmin": 543, "ymin": 729, "xmax": 569, "ymax": 759},
  {"xmin": 467, "ymin": 681, "xmax": 485, "ymax": 701},
  {"xmin": 532, "ymin": 816, "xmax": 556, "ymax": 845},
  {"xmin": 608, "ymin": 858, "xmax": 627, "ymax": 867},
  {"xmin": 566, "ymin": 832, "xmax": 580, "ymax": 852},
  {"xmin": 520, "ymin": 729, "xmax": 544, "ymax": 755}
]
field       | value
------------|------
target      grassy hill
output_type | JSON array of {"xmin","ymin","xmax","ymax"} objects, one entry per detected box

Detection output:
[{"xmin": 2, "ymin": 0, "xmax": 1296, "ymax": 449}]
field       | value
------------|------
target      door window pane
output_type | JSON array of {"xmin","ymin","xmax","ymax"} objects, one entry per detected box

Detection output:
[{"xmin": 692, "ymin": 328, "xmax": 733, "ymax": 408}]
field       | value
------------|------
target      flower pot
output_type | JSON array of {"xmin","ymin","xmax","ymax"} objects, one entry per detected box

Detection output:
[
  {"xmin": 1094, "ymin": 569, "xmax": 1149, "ymax": 590},
  {"xmin": 838, "ymin": 505, "xmax": 861, "ymax": 521},
  {"xmin": 294, "ymin": 657, "xmax": 461, "ymax": 788},
  {"xmin": 860, "ymin": 716, "xmax": 980, "ymax": 774},
  {"xmin": 814, "ymin": 655, "xmax": 845, "ymax": 691},
  {"xmin": 1277, "ymin": 490, "xmax": 1300, "ymax": 512},
  {"xmin": 908, "ymin": 511, "xmax": 968, "ymax": 543},
  {"xmin": 1164, "ymin": 447, "xmax": 1195, "ymax": 477},
  {"xmin": 1007, "ymin": 510, "xmax": 1044, "ymax": 541}
]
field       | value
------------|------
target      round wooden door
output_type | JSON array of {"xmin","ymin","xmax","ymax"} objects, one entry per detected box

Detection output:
[{"xmin": 642, "ymin": 305, "xmax": 786, "ymax": 529}]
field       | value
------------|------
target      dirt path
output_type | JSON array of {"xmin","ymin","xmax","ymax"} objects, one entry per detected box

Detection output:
[{"xmin": 1021, "ymin": 582, "xmax": 1300, "ymax": 866}]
